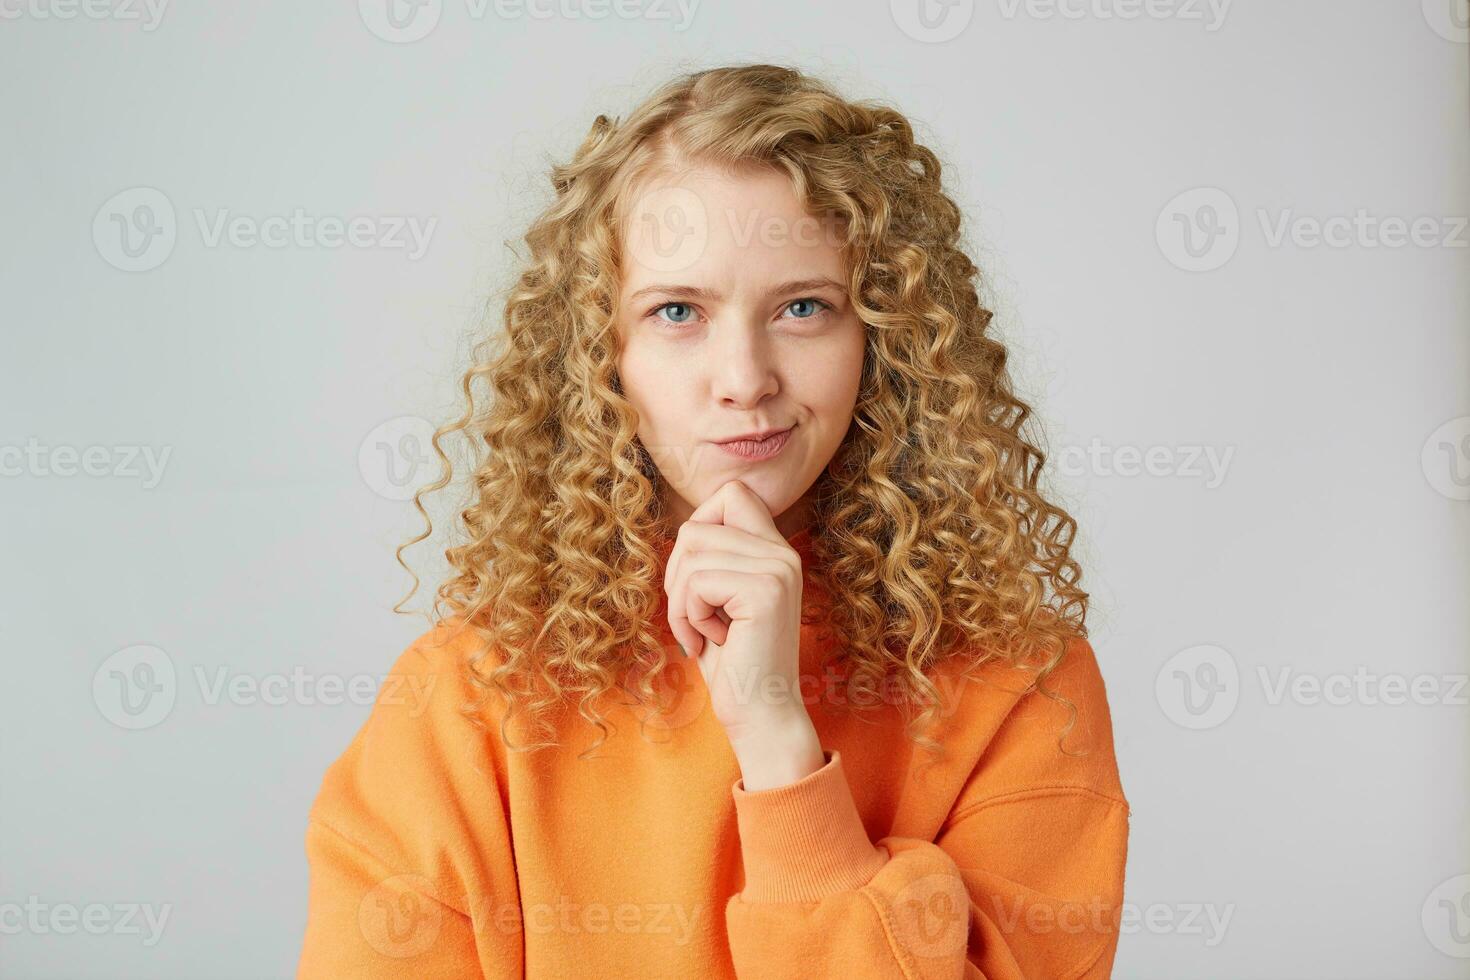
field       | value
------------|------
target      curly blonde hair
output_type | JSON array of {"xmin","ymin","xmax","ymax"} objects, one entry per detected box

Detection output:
[{"xmin": 396, "ymin": 63, "xmax": 1090, "ymax": 764}]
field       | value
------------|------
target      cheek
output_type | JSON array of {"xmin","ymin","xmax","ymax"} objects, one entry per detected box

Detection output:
[
  {"xmin": 616, "ymin": 340, "xmax": 652, "ymax": 406},
  {"xmin": 618, "ymin": 343, "xmax": 686, "ymax": 437},
  {"xmin": 807, "ymin": 324, "xmax": 866, "ymax": 419}
]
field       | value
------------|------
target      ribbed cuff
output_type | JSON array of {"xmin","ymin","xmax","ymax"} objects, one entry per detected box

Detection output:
[{"xmin": 730, "ymin": 749, "xmax": 890, "ymax": 904}]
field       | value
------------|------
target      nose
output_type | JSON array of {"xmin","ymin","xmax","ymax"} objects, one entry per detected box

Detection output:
[{"xmin": 709, "ymin": 314, "xmax": 779, "ymax": 409}]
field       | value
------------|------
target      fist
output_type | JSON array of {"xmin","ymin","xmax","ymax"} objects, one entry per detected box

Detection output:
[{"xmin": 662, "ymin": 480, "xmax": 808, "ymax": 740}]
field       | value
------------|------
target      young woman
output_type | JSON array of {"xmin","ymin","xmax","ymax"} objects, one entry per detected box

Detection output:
[{"xmin": 297, "ymin": 63, "xmax": 1129, "ymax": 978}]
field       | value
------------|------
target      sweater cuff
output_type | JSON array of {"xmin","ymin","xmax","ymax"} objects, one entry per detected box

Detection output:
[{"xmin": 730, "ymin": 749, "xmax": 890, "ymax": 904}]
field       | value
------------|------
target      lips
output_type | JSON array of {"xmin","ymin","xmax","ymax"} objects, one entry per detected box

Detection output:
[
  {"xmin": 715, "ymin": 426, "xmax": 793, "ymax": 444},
  {"xmin": 713, "ymin": 426, "xmax": 794, "ymax": 461}
]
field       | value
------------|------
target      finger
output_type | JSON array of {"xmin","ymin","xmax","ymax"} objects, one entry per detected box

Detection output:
[
  {"xmin": 663, "ymin": 520, "xmax": 791, "ymax": 595},
  {"xmin": 683, "ymin": 567, "xmax": 764, "ymax": 650},
  {"xmin": 668, "ymin": 609, "xmax": 705, "ymax": 659},
  {"xmin": 663, "ymin": 513, "xmax": 792, "ymax": 612},
  {"xmin": 667, "ymin": 550, "xmax": 788, "ymax": 650},
  {"xmin": 667, "ymin": 586, "xmax": 707, "ymax": 659},
  {"xmin": 687, "ymin": 480, "xmax": 784, "ymax": 549}
]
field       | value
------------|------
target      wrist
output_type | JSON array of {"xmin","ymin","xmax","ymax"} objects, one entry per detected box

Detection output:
[{"xmin": 729, "ymin": 711, "xmax": 824, "ymax": 791}]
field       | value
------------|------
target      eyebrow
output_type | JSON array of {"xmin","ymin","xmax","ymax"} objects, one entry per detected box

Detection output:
[{"xmin": 625, "ymin": 276, "xmax": 846, "ymax": 305}]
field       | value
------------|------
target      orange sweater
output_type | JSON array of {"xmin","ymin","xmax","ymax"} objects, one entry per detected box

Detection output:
[{"xmin": 297, "ymin": 529, "xmax": 1130, "ymax": 978}]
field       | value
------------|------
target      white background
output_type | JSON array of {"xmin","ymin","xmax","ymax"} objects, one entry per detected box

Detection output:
[{"xmin": 2, "ymin": 1, "xmax": 1467, "ymax": 977}]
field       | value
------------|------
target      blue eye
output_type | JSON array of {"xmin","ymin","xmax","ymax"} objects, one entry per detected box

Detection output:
[
  {"xmin": 646, "ymin": 298, "xmax": 831, "ymax": 330},
  {"xmin": 651, "ymin": 302, "xmax": 697, "ymax": 325},
  {"xmin": 785, "ymin": 298, "xmax": 830, "ymax": 319}
]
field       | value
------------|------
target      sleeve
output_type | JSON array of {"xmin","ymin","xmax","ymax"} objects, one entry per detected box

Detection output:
[
  {"xmin": 296, "ymin": 627, "xmax": 526, "ymax": 979},
  {"xmin": 723, "ymin": 636, "xmax": 1131, "ymax": 980}
]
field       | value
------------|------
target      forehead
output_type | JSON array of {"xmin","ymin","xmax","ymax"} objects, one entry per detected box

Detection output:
[{"xmin": 617, "ymin": 164, "xmax": 849, "ymax": 293}]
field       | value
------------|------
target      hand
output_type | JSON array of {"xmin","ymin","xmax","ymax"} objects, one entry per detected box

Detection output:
[{"xmin": 663, "ymin": 480, "xmax": 812, "ymax": 744}]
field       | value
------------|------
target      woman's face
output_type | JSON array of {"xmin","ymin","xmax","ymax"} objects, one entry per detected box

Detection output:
[{"xmin": 614, "ymin": 164, "xmax": 866, "ymax": 538}]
